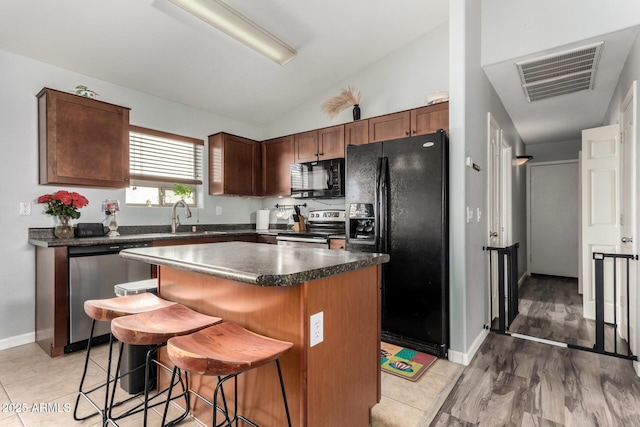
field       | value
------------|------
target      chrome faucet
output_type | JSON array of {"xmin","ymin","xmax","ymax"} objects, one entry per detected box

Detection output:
[{"xmin": 171, "ymin": 200, "xmax": 192, "ymax": 233}]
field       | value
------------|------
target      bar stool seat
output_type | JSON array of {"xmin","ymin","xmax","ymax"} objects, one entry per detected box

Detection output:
[
  {"xmin": 107, "ymin": 304, "xmax": 223, "ymax": 426},
  {"xmin": 74, "ymin": 293, "xmax": 177, "ymax": 423},
  {"xmin": 166, "ymin": 322, "xmax": 294, "ymax": 427},
  {"xmin": 84, "ymin": 292, "xmax": 177, "ymax": 321}
]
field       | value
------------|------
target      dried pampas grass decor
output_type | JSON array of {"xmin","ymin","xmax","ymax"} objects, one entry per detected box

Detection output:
[{"xmin": 322, "ymin": 86, "xmax": 361, "ymax": 118}]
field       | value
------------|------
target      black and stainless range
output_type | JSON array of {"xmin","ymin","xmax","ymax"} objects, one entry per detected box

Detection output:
[{"xmin": 276, "ymin": 209, "xmax": 345, "ymax": 249}]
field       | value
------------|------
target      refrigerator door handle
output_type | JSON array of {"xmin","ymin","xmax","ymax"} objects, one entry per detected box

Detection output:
[
  {"xmin": 375, "ymin": 157, "xmax": 382, "ymax": 251},
  {"xmin": 379, "ymin": 157, "xmax": 389, "ymax": 254}
]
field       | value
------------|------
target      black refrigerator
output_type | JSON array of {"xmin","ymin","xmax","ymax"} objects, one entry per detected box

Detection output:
[{"xmin": 346, "ymin": 130, "xmax": 448, "ymax": 357}]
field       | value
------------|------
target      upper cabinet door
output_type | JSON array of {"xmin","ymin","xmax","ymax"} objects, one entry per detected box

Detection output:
[
  {"xmin": 38, "ymin": 88, "xmax": 131, "ymax": 188},
  {"xmin": 209, "ymin": 132, "xmax": 260, "ymax": 196},
  {"xmin": 294, "ymin": 125, "xmax": 345, "ymax": 163},
  {"xmin": 262, "ymin": 135, "xmax": 293, "ymax": 197},
  {"xmin": 345, "ymin": 120, "xmax": 369, "ymax": 146},
  {"xmin": 294, "ymin": 130, "xmax": 319, "ymax": 163},
  {"xmin": 411, "ymin": 102, "xmax": 449, "ymax": 135},
  {"xmin": 368, "ymin": 111, "xmax": 411, "ymax": 143},
  {"xmin": 318, "ymin": 124, "xmax": 345, "ymax": 160}
]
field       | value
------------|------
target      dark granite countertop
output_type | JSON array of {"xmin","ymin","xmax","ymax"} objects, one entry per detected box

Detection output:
[
  {"xmin": 28, "ymin": 225, "xmax": 282, "ymax": 248},
  {"xmin": 120, "ymin": 241, "xmax": 389, "ymax": 286}
]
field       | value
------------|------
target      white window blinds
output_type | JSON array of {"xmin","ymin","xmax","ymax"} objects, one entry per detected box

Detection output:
[{"xmin": 129, "ymin": 125, "xmax": 203, "ymax": 185}]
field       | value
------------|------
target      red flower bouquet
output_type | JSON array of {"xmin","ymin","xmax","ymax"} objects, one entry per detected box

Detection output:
[{"xmin": 37, "ymin": 190, "xmax": 89, "ymax": 219}]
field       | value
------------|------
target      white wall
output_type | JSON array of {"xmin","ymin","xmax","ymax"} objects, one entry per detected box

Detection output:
[
  {"xmin": 263, "ymin": 24, "xmax": 449, "ymax": 139},
  {"xmin": 527, "ymin": 139, "xmax": 581, "ymax": 163},
  {"xmin": 449, "ymin": 0, "xmax": 527, "ymax": 363},
  {"xmin": 0, "ymin": 49, "xmax": 266, "ymax": 347}
]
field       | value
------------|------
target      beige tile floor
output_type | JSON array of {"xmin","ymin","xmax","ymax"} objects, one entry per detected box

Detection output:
[{"xmin": 0, "ymin": 342, "xmax": 462, "ymax": 426}]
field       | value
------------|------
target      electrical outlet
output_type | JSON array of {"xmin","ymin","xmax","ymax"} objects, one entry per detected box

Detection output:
[
  {"xmin": 310, "ymin": 312, "xmax": 323, "ymax": 347},
  {"xmin": 19, "ymin": 202, "xmax": 31, "ymax": 216},
  {"xmin": 466, "ymin": 206, "xmax": 473, "ymax": 223},
  {"xmin": 216, "ymin": 206, "xmax": 222, "ymax": 216}
]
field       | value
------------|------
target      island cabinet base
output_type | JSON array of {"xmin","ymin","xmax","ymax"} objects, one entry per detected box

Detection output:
[{"xmin": 157, "ymin": 264, "xmax": 381, "ymax": 427}]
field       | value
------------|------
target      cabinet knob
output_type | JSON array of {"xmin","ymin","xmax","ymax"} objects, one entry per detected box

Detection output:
[
  {"xmin": 404, "ymin": 131, "xmax": 410, "ymax": 135},
  {"xmin": 412, "ymin": 130, "xmax": 417, "ymax": 134},
  {"xmin": 318, "ymin": 152, "xmax": 324, "ymax": 156}
]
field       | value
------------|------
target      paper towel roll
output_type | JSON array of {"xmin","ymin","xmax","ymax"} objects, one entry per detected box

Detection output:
[{"xmin": 256, "ymin": 209, "xmax": 270, "ymax": 230}]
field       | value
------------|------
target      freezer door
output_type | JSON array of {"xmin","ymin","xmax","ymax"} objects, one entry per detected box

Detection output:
[
  {"xmin": 346, "ymin": 142, "xmax": 382, "ymax": 248},
  {"xmin": 381, "ymin": 132, "xmax": 448, "ymax": 350}
]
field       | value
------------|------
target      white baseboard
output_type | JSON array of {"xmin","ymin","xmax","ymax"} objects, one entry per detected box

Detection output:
[
  {"xmin": 635, "ymin": 360, "xmax": 640, "ymax": 377},
  {"xmin": 447, "ymin": 328, "xmax": 489, "ymax": 366},
  {"xmin": 0, "ymin": 332, "xmax": 35, "ymax": 351},
  {"xmin": 518, "ymin": 272, "xmax": 527, "ymax": 286}
]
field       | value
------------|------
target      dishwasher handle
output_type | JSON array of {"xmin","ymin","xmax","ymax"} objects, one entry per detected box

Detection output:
[{"xmin": 68, "ymin": 241, "xmax": 151, "ymax": 257}]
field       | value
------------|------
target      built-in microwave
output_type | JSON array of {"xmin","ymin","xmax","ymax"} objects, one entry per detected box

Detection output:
[{"xmin": 290, "ymin": 158, "xmax": 345, "ymax": 198}]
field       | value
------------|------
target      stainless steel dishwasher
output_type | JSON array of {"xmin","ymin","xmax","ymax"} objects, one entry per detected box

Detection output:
[{"xmin": 67, "ymin": 242, "xmax": 152, "ymax": 352}]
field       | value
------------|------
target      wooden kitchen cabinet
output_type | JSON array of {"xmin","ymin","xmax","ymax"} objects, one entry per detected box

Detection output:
[
  {"xmin": 368, "ymin": 111, "xmax": 411, "ymax": 143},
  {"xmin": 37, "ymin": 87, "xmax": 131, "ymax": 188},
  {"xmin": 262, "ymin": 135, "xmax": 293, "ymax": 196},
  {"xmin": 411, "ymin": 101, "xmax": 449, "ymax": 136},
  {"xmin": 345, "ymin": 120, "xmax": 369, "ymax": 146},
  {"xmin": 329, "ymin": 238, "xmax": 346, "ymax": 250},
  {"xmin": 257, "ymin": 234, "xmax": 278, "ymax": 245},
  {"xmin": 294, "ymin": 125, "xmax": 344, "ymax": 163},
  {"xmin": 293, "ymin": 130, "xmax": 319, "ymax": 163},
  {"xmin": 35, "ymin": 246, "xmax": 69, "ymax": 357},
  {"xmin": 209, "ymin": 132, "xmax": 261, "ymax": 196},
  {"xmin": 367, "ymin": 102, "xmax": 449, "ymax": 143}
]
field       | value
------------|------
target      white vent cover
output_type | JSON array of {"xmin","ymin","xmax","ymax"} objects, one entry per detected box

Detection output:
[{"xmin": 516, "ymin": 42, "xmax": 604, "ymax": 102}]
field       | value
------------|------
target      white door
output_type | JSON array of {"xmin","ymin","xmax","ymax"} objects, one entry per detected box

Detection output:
[
  {"xmin": 501, "ymin": 131, "xmax": 513, "ymax": 246},
  {"xmin": 487, "ymin": 114, "xmax": 502, "ymax": 324},
  {"xmin": 620, "ymin": 81, "xmax": 637, "ymax": 348},
  {"xmin": 486, "ymin": 114, "xmax": 514, "ymax": 327},
  {"xmin": 530, "ymin": 162, "xmax": 579, "ymax": 277},
  {"xmin": 581, "ymin": 124, "xmax": 620, "ymax": 322},
  {"xmin": 488, "ymin": 114, "xmax": 502, "ymax": 248}
]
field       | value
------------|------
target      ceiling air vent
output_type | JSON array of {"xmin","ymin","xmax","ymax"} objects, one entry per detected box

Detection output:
[{"xmin": 516, "ymin": 42, "xmax": 604, "ymax": 102}]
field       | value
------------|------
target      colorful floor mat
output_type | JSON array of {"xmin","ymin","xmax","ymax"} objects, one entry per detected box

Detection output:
[{"xmin": 380, "ymin": 342, "xmax": 437, "ymax": 382}]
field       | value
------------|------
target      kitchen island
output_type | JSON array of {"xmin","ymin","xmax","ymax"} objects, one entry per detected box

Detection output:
[{"xmin": 120, "ymin": 241, "xmax": 389, "ymax": 427}]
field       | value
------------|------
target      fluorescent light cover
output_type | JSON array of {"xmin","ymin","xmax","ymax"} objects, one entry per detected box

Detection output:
[{"xmin": 169, "ymin": 0, "xmax": 297, "ymax": 65}]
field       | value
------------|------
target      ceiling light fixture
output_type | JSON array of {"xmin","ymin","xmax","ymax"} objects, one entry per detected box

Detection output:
[
  {"xmin": 516, "ymin": 155, "xmax": 533, "ymax": 166},
  {"xmin": 169, "ymin": 0, "xmax": 297, "ymax": 65}
]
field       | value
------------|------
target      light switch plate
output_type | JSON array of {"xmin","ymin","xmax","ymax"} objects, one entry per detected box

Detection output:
[{"xmin": 310, "ymin": 312, "xmax": 323, "ymax": 347}]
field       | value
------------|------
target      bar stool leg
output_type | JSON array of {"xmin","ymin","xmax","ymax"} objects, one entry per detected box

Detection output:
[
  {"xmin": 276, "ymin": 360, "xmax": 293, "ymax": 427},
  {"xmin": 160, "ymin": 366, "xmax": 191, "ymax": 427},
  {"xmin": 108, "ymin": 343, "xmax": 191, "ymax": 427},
  {"xmin": 73, "ymin": 319, "xmax": 115, "ymax": 423}
]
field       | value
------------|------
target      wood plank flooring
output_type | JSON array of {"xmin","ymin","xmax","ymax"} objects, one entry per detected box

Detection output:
[
  {"xmin": 507, "ymin": 275, "xmax": 629, "ymax": 355},
  {"xmin": 428, "ymin": 332, "xmax": 640, "ymax": 426}
]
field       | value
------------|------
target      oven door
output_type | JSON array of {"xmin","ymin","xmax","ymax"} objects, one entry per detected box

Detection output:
[{"xmin": 276, "ymin": 235, "xmax": 329, "ymax": 249}]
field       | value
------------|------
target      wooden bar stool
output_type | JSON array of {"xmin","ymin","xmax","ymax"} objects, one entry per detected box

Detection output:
[
  {"xmin": 74, "ymin": 292, "xmax": 177, "ymax": 424},
  {"xmin": 165, "ymin": 322, "xmax": 294, "ymax": 427},
  {"xmin": 107, "ymin": 303, "xmax": 223, "ymax": 427}
]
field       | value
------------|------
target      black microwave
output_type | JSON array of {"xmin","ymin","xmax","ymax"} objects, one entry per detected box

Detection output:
[{"xmin": 290, "ymin": 158, "xmax": 345, "ymax": 198}]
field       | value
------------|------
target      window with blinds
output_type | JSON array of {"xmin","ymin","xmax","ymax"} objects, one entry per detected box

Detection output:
[
  {"xmin": 126, "ymin": 126, "xmax": 203, "ymax": 206},
  {"xmin": 129, "ymin": 125, "xmax": 203, "ymax": 184}
]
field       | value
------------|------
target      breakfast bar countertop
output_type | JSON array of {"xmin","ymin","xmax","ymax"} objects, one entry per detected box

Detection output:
[{"xmin": 120, "ymin": 241, "xmax": 389, "ymax": 286}]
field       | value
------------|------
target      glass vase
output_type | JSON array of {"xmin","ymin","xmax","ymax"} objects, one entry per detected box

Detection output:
[{"xmin": 54, "ymin": 215, "xmax": 74, "ymax": 238}]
